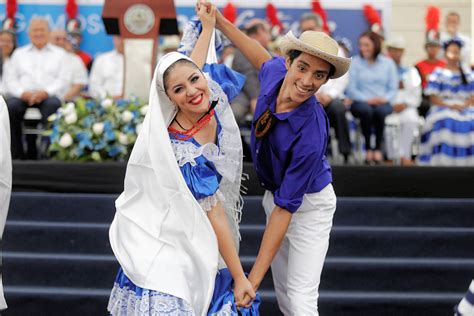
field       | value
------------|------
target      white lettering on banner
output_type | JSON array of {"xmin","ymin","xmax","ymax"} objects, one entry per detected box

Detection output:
[
  {"xmin": 87, "ymin": 14, "xmax": 104, "ymax": 35},
  {"xmin": 235, "ymin": 10, "xmax": 256, "ymax": 28},
  {"xmin": 0, "ymin": 12, "xmax": 105, "ymax": 35}
]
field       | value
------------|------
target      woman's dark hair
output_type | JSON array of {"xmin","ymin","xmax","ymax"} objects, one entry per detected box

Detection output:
[
  {"xmin": 162, "ymin": 59, "xmax": 200, "ymax": 92},
  {"xmin": 286, "ymin": 49, "xmax": 336, "ymax": 78},
  {"xmin": 443, "ymin": 38, "xmax": 463, "ymax": 50},
  {"xmin": 0, "ymin": 31, "xmax": 17, "ymax": 78},
  {"xmin": 443, "ymin": 39, "xmax": 468, "ymax": 85},
  {"xmin": 358, "ymin": 31, "xmax": 382, "ymax": 60}
]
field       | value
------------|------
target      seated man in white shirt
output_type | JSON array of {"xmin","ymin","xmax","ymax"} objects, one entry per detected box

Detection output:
[
  {"xmin": 88, "ymin": 36, "xmax": 124, "ymax": 100},
  {"xmin": 49, "ymin": 29, "xmax": 88, "ymax": 101},
  {"xmin": 5, "ymin": 18, "xmax": 68, "ymax": 159},
  {"xmin": 384, "ymin": 35, "xmax": 422, "ymax": 166}
]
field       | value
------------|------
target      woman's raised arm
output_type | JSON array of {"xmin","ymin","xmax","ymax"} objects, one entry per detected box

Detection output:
[{"xmin": 189, "ymin": 3, "xmax": 216, "ymax": 69}]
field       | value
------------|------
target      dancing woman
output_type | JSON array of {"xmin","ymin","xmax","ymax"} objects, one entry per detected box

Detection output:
[{"xmin": 107, "ymin": 5, "xmax": 258, "ymax": 315}]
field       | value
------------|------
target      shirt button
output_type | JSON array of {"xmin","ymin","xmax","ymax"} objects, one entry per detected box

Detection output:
[
  {"xmin": 256, "ymin": 149, "xmax": 259, "ymax": 154},
  {"xmin": 261, "ymin": 182, "xmax": 265, "ymax": 186}
]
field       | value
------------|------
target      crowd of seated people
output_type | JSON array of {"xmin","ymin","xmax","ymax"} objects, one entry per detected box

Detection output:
[{"xmin": 1, "ymin": 10, "xmax": 472, "ymax": 166}]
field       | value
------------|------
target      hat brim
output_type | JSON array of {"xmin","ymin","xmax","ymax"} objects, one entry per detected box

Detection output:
[{"xmin": 280, "ymin": 31, "xmax": 351, "ymax": 79}]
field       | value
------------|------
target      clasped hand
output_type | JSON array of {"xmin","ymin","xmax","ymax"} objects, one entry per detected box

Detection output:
[
  {"xmin": 233, "ymin": 275, "xmax": 256, "ymax": 309},
  {"xmin": 21, "ymin": 90, "xmax": 49, "ymax": 106},
  {"xmin": 195, "ymin": 1, "xmax": 216, "ymax": 29}
]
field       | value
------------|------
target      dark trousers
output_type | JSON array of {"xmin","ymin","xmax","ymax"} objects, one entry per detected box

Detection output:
[
  {"xmin": 325, "ymin": 99, "xmax": 351, "ymax": 156},
  {"xmin": 351, "ymin": 101, "xmax": 392, "ymax": 150},
  {"xmin": 7, "ymin": 96, "xmax": 61, "ymax": 159}
]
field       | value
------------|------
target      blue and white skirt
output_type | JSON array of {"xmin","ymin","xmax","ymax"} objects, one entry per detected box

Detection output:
[
  {"xmin": 107, "ymin": 268, "xmax": 260, "ymax": 316},
  {"xmin": 417, "ymin": 106, "xmax": 474, "ymax": 166}
]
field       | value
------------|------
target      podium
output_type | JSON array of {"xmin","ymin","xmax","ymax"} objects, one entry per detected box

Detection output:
[{"xmin": 102, "ymin": 1, "xmax": 179, "ymax": 101}]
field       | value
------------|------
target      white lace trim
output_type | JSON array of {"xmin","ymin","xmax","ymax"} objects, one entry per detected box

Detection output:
[
  {"xmin": 198, "ymin": 190, "xmax": 225, "ymax": 212},
  {"xmin": 207, "ymin": 78, "xmax": 244, "ymax": 244},
  {"xmin": 210, "ymin": 301, "xmax": 238, "ymax": 316},
  {"xmin": 107, "ymin": 282, "xmax": 194, "ymax": 316}
]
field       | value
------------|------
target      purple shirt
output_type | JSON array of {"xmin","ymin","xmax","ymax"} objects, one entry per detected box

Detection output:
[{"xmin": 250, "ymin": 57, "xmax": 332, "ymax": 213}]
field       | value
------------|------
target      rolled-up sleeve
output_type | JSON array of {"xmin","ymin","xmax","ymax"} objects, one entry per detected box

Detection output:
[{"xmin": 273, "ymin": 149, "xmax": 320, "ymax": 213}]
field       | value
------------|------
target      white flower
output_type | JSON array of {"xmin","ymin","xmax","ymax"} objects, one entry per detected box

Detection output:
[
  {"xmin": 101, "ymin": 98, "xmax": 113, "ymax": 109},
  {"xmin": 92, "ymin": 122, "xmax": 104, "ymax": 135},
  {"xmin": 91, "ymin": 151, "xmax": 101, "ymax": 161},
  {"xmin": 63, "ymin": 102, "xmax": 75, "ymax": 115},
  {"xmin": 64, "ymin": 111, "xmax": 78, "ymax": 124},
  {"xmin": 47, "ymin": 114, "xmax": 57, "ymax": 122},
  {"xmin": 140, "ymin": 105, "xmax": 149, "ymax": 116},
  {"xmin": 59, "ymin": 133, "xmax": 73, "ymax": 148},
  {"xmin": 136, "ymin": 123, "xmax": 143, "ymax": 134},
  {"xmin": 121, "ymin": 110, "xmax": 134, "ymax": 123},
  {"xmin": 118, "ymin": 133, "xmax": 129, "ymax": 145}
]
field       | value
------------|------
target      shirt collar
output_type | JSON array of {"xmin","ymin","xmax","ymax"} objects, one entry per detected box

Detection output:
[
  {"xmin": 27, "ymin": 43, "xmax": 54, "ymax": 52},
  {"xmin": 262, "ymin": 74, "xmax": 316, "ymax": 133}
]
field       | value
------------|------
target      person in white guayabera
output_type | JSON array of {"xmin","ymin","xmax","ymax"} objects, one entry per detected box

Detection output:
[
  {"xmin": 384, "ymin": 35, "xmax": 422, "ymax": 166},
  {"xmin": 107, "ymin": 3, "xmax": 260, "ymax": 315},
  {"xmin": 0, "ymin": 96, "xmax": 11, "ymax": 311}
]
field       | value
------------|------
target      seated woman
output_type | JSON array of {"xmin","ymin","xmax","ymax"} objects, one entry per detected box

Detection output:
[
  {"xmin": 346, "ymin": 31, "xmax": 398, "ymax": 164},
  {"xmin": 107, "ymin": 5, "xmax": 259, "ymax": 315},
  {"xmin": 0, "ymin": 28, "xmax": 17, "ymax": 96},
  {"xmin": 417, "ymin": 39, "xmax": 474, "ymax": 166}
]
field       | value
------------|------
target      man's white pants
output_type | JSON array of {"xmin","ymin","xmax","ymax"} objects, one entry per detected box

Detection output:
[
  {"xmin": 385, "ymin": 108, "xmax": 420, "ymax": 160},
  {"xmin": 262, "ymin": 184, "xmax": 337, "ymax": 316}
]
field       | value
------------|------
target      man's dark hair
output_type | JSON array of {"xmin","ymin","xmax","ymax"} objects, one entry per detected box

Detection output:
[
  {"xmin": 446, "ymin": 11, "xmax": 460, "ymax": 20},
  {"xmin": 246, "ymin": 23, "xmax": 266, "ymax": 37},
  {"xmin": 287, "ymin": 49, "xmax": 336, "ymax": 78},
  {"xmin": 358, "ymin": 31, "xmax": 382, "ymax": 60},
  {"xmin": 299, "ymin": 13, "xmax": 322, "ymax": 31}
]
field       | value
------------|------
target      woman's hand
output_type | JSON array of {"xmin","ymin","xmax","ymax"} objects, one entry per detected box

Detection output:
[
  {"xmin": 196, "ymin": 1, "xmax": 216, "ymax": 30},
  {"xmin": 234, "ymin": 276, "xmax": 256, "ymax": 308},
  {"xmin": 451, "ymin": 104, "xmax": 465, "ymax": 112}
]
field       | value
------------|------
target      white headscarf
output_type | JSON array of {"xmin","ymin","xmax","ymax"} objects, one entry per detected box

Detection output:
[
  {"xmin": 0, "ymin": 96, "xmax": 11, "ymax": 310},
  {"xmin": 109, "ymin": 52, "xmax": 243, "ymax": 315}
]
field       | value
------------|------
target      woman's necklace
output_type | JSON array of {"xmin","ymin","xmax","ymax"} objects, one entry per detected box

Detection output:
[{"xmin": 168, "ymin": 100, "xmax": 218, "ymax": 141}]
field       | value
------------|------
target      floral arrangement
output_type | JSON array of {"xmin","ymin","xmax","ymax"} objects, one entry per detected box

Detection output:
[{"xmin": 45, "ymin": 97, "xmax": 148, "ymax": 161}]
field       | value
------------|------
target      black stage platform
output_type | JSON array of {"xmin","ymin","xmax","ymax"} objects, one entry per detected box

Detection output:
[{"xmin": 12, "ymin": 161, "xmax": 474, "ymax": 198}]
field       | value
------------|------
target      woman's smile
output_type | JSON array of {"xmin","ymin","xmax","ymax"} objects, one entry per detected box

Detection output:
[{"xmin": 188, "ymin": 93, "xmax": 204, "ymax": 106}]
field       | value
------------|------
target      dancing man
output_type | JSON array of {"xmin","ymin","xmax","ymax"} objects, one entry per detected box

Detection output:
[{"xmin": 213, "ymin": 4, "xmax": 351, "ymax": 315}]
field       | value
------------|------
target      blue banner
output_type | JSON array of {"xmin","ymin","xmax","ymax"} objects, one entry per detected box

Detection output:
[{"xmin": 0, "ymin": 4, "xmax": 369, "ymax": 58}]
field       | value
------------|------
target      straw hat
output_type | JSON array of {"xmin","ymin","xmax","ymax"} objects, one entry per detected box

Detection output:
[{"xmin": 280, "ymin": 31, "xmax": 351, "ymax": 79}]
